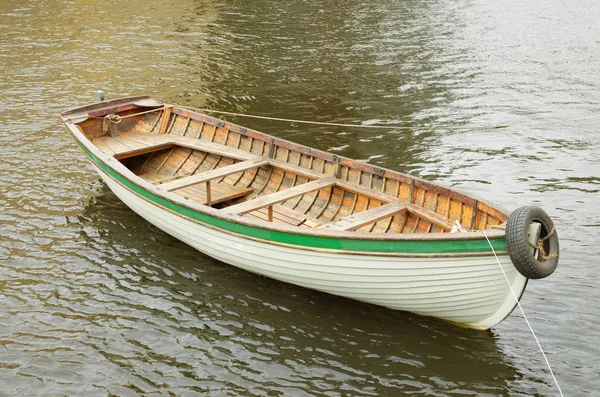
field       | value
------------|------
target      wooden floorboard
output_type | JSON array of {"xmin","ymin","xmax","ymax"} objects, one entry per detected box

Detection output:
[{"xmin": 174, "ymin": 182, "xmax": 253, "ymax": 206}]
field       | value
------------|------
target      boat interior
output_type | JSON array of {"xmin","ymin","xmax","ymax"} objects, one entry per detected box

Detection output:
[{"xmin": 70, "ymin": 100, "xmax": 507, "ymax": 234}]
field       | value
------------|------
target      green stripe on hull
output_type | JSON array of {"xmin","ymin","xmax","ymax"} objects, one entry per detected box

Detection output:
[{"xmin": 74, "ymin": 138, "xmax": 507, "ymax": 254}]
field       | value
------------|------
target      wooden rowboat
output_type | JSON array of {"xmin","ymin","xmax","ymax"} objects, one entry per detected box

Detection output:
[{"xmin": 61, "ymin": 96, "xmax": 559, "ymax": 330}]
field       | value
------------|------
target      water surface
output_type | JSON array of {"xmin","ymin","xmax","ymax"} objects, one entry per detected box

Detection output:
[{"xmin": 1, "ymin": 0, "xmax": 599, "ymax": 395}]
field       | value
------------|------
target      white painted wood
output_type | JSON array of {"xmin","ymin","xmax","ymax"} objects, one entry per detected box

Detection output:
[{"xmin": 94, "ymin": 165, "xmax": 527, "ymax": 330}]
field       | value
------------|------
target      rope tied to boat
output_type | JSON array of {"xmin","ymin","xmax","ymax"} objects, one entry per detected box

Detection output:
[
  {"xmin": 102, "ymin": 114, "xmax": 122, "ymax": 133},
  {"xmin": 528, "ymin": 222, "xmax": 558, "ymax": 261},
  {"xmin": 481, "ymin": 230, "xmax": 563, "ymax": 397}
]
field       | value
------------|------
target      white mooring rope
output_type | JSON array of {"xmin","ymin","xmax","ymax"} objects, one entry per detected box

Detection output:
[{"xmin": 482, "ymin": 230, "xmax": 564, "ymax": 396}]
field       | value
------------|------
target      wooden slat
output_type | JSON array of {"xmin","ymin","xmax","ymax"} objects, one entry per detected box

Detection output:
[
  {"xmin": 225, "ymin": 178, "xmax": 335, "ymax": 214},
  {"xmin": 116, "ymin": 133, "xmax": 258, "ymax": 160},
  {"xmin": 248, "ymin": 205, "xmax": 310, "ymax": 226},
  {"xmin": 114, "ymin": 135, "xmax": 152, "ymax": 150},
  {"xmin": 101, "ymin": 136, "xmax": 131, "ymax": 154},
  {"xmin": 159, "ymin": 107, "xmax": 172, "ymax": 134},
  {"xmin": 270, "ymin": 158, "xmax": 403, "ymax": 204},
  {"xmin": 407, "ymin": 204, "xmax": 454, "ymax": 230},
  {"xmin": 92, "ymin": 137, "xmax": 116, "ymax": 155},
  {"xmin": 157, "ymin": 159, "xmax": 269, "ymax": 191},
  {"xmin": 319, "ymin": 202, "xmax": 408, "ymax": 231},
  {"xmin": 175, "ymin": 183, "xmax": 253, "ymax": 206}
]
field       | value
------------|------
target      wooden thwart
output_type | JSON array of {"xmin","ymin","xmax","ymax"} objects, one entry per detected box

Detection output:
[
  {"xmin": 320, "ymin": 202, "xmax": 408, "ymax": 231},
  {"xmin": 407, "ymin": 204, "xmax": 455, "ymax": 231},
  {"xmin": 111, "ymin": 132, "xmax": 258, "ymax": 161},
  {"xmin": 226, "ymin": 178, "xmax": 335, "ymax": 214},
  {"xmin": 157, "ymin": 159, "xmax": 268, "ymax": 191}
]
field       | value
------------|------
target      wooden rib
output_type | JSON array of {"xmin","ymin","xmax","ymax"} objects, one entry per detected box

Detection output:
[
  {"xmin": 166, "ymin": 114, "xmax": 177, "ymax": 134},
  {"xmin": 312, "ymin": 184, "xmax": 334, "ymax": 220},
  {"xmin": 254, "ymin": 166, "xmax": 273, "ymax": 196},
  {"xmin": 413, "ymin": 217, "xmax": 421, "ymax": 234},
  {"xmin": 282, "ymin": 154, "xmax": 303, "ymax": 208},
  {"xmin": 158, "ymin": 159, "xmax": 268, "ymax": 191},
  {"xmin": 398, "ymin": 212, "xmax": 409, "ymax": 233},
  {"xmin": 194, "ymin": 122, "xmax": 204, "ymax": 138},
  {"xmin": 226, "ymin": 178, "xmax": 335, "ymax": 214},
  {"xmin": 172, "ymin": 147, "xmax": 194, "ymax": 175},
  {"xmin": 148, "ymin": 111, "xmax": 163, "ymax": 133},
  {"xmin": 154, "ymin": 147, "xmax": 175, "ymax": 174},
  {"xmin": 376, "ymin": 210, "xmax": 394, "ymax": 233},
  {"xmin": 182, "ymin": 117, "xmax": 192, "ymax": 136},
  {"xmin": 319, "ymin": 202, "xmax": 408, "ymax": 231},
  {"xmin": 159, "ymin": 107, "xmax": 172, "ymax": 134},
  {"xmin": 247, "ymin": 205, "xmax": 306, "ymax": 226},
  {"xmin": 292, "ymin": 184, "xmax": 320, "ymax": 214},
  {"xmin": 208, "ymin": 125, "xmax": 217, "ymax": 142},
  {"xmin": 470, "ymin": 200, "xmax": 478, "ymax": 230}
]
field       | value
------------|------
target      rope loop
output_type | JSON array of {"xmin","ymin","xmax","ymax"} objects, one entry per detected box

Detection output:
[
  {"xmin": 527, "ymin": 221, "xmax": 558, "ymax": 261},
  {"xmin": 102, "ymin": 114, "xmax": 122, "ymax": 133}
]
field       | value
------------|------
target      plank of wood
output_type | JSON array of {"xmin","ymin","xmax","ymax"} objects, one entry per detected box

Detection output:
[
  {"xmin": 92, "ymin": 136, "xmax": 116, "ymax": 155},
  {"xmin": 174, "ymin": 183, "xmax": 253, "ymax": 206},
  {"xmin": 159, "ymin": 107, "xmax": 172, "ymax": 134},
  {"xmin": 225, "ymin": 178, "xmax": 335, "ymax": 214},
  {"xmin": 113, "ymin": 135, "xmax": 150, "ymax": 150},
  {"xmin": 407, "ymin": 203, "xmax": 454, "ymax": 230},
  {"xmin": 270, "ymin": 158, "xmax": 403, "ymax": 204},
  {"xmin": 157, "ymin": 159, "xmax": 268, "ymax": 191},
  {"xmin": 248, "ymin": 205, "xmax": 307, "ymax": 226},
  {"xmin": 319, "ymin": 202, "xmax": 408, "ymax": 231},
  {"xmin": 100, "ymin": 136, "xmax": 131, "ymax": 154},
  {"xmin": 119, "ymin": 132, "xmax": 258, "ymax": 160},
  {"xmin": 271, "ymin": 204, "xmax": 308, "ymax": 224}
]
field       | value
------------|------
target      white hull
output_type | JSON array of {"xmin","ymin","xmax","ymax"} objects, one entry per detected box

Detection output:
[{"xmin": 95, "ymin": 165, "xmax": 527, "ymax": 330}]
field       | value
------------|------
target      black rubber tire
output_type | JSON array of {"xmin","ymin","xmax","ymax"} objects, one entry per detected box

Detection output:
[{"xmin": 505, "ymin": 206, "xmax": 559, "ymax": 279}]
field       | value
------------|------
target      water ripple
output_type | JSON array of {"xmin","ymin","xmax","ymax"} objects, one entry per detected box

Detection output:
[{"xmin": 1, "ymin": 0, "xmax": 599, "ymax": 395}]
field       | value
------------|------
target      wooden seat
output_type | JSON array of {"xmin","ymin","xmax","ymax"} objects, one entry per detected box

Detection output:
[
  {"xmin": 225, "ymin": 178, "xmax": 335, "ymax": 215},
  {"xmin": 157, "ymin": 159, "xmax": 268, "ymax": 191},
  {"xmin": 406, "ymin": 204, "xmax": 455, "ymax": 231},
  {"xmin": 320, "ymin": 202, "xmax": 408, "ymax": 231},
  {"xmin": 114, "ymin": 133, "xmax": 259, "ymax": 160}
]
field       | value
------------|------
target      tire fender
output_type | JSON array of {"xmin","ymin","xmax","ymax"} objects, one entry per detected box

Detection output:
[{"xmin": 505, "ymin": 206, "xmax": 559, "ymax": 279}]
